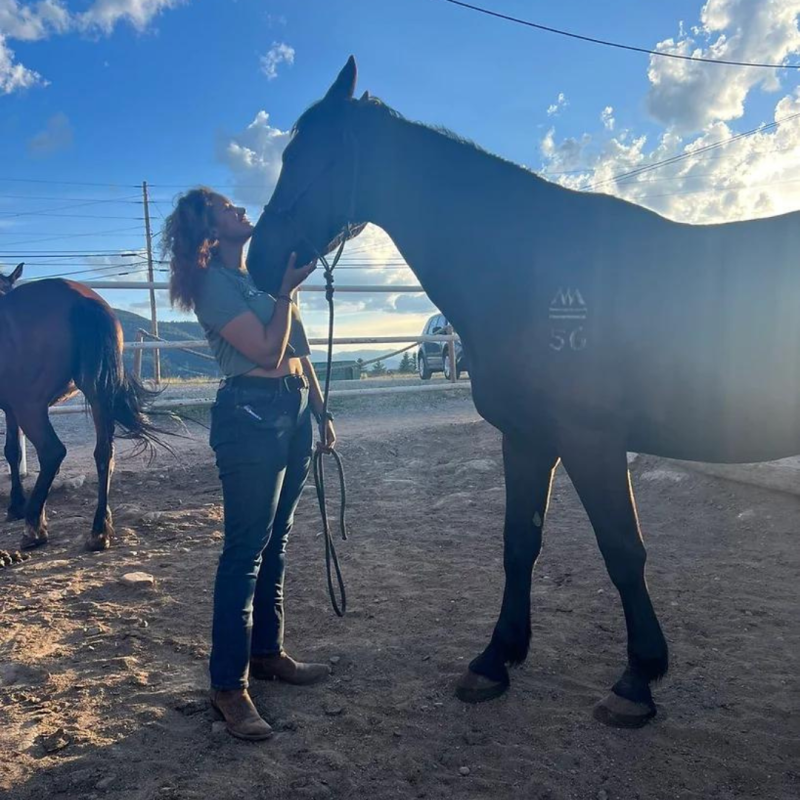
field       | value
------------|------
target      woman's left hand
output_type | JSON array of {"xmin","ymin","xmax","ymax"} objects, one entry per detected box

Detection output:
[{"xmin": 317, "ymin": 420, "xmax": 337, "ymax": 453}]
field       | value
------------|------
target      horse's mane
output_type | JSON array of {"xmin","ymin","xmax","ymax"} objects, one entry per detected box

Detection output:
[{"xmin": 294, "ymin": 94, "xmax": 529, "ymax": 178}]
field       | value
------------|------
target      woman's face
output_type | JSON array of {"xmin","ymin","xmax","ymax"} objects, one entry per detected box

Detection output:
[{"xmin": 209, "ymin": 194, "xmax": 254, "ymax": 242}]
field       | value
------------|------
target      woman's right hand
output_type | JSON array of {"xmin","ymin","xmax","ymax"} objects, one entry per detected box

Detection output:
[{"xmin": 280, "ymin": 252, "xmax": 317, "ymax": 294}]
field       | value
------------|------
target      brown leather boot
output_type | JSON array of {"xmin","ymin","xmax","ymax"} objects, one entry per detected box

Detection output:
[
  {"xmin": 209, "ymin": 689, "xmax": 273, "ymax": 741},
  {"xmin": 250, "ymin": 652, "xmax": 331, "ymax": 686}
]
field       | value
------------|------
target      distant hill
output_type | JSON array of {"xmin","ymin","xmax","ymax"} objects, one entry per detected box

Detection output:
[
  {"xmin": 114, "ymin": 309, "xmax": 410, "ymax": 379},
  {"xmin": 114, "ymin": 309, "xmax": 221, "ymax": 380}
]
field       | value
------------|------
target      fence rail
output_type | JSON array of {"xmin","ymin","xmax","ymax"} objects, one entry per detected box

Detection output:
[
  {"xmin": 18, "ymin": 281, "xmax": 426, "ymax": 293},
  {"xmin": 6, "ymin": 278, "xmax": 470, "ymax": 478}
]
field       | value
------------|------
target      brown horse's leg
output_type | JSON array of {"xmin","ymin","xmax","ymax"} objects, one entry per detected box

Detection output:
[
  {"xmin": 4, "ymin": 410, "xmax": 27, "ymax": 521},
  {"xmin": 456, "ymin": 435, "xmax": 559, "ymax": 703},
  {"xmin": 16, "ymin": 407, "xmax": 67, "ymax": 549},
  {"xmin": 86, "ymin": 398, "xmax": 115, "ymax": 551},
  {"xmin": 560, "ymin": 435, "xmax": 668, "ymax": 729}
]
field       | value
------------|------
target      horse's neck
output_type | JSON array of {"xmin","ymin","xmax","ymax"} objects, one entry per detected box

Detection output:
[{"xmin": 355, "ymin": 112, "xmax": 525, "ymax": 321}]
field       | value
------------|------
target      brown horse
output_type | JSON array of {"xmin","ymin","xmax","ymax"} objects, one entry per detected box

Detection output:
[
  {"xmin": 0, "ymin": 264, "xmax": 162, "ymax": 551},
  {"xmin": 246, "ymin": 57, "xmax": 800, "ymax": 728}
]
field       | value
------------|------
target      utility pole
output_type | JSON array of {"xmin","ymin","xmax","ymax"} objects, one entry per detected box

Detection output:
[{"xmin": 142, "ymin": 180, "xmax": 160, "ymax": 384}]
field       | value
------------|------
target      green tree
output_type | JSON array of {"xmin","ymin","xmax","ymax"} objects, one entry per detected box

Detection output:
[
  {"xmin": 370, "ymin": 359, "xmax": 387, "ymax": 376},
  {"xmin": 398, "ymin": 352, "xmax": 413, "ymax": 373}
]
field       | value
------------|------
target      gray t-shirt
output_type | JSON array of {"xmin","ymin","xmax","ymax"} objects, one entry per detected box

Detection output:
[{"xmin": 194, "ymin": 261, "xmax": 311, "ymax": 377}]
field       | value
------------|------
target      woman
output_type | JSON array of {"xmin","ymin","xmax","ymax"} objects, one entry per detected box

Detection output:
[{"xmin": 164, "ymin": 187, "xmax": 336, "ymax": 741}]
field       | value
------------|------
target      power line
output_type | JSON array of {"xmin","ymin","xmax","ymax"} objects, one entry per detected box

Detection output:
[
  {"xmin": 0, "ymin": 194, "xmax": 141, "ymax": 203},
  {"xmin": 0, "ymin": 226, "xmax": 143, "ymax": 237},
  {"xmin": 0, "ymin": 177, "xmax": 139, "ymax": 188},
  {"xmin": 18, "ymin": 259, "xmax": 149, "ymax": 268},
  {"xmin": 0, "ymin": 195, "xmax": 141, "ymax": 219},
  {"xmin": 631, "ymin": 175, "xmax": 800, "ymax": 202},
  {"xmin": 0, "ymin": 250, "xmax": 145, "ymax": 257},
  {"xmin": 0, "ymin": 213, "xmax": 143, "ymax": 220},
  {"xmin": 587, "ymin": 111, "xmax": 800, "ymax": 192},
  {"xmin": 440, "ymin": 0, "xmax": 800, "ymax": 69},
  {"xmin": 13, "ymin": 261, "xmax": 149, "ymax": 269},
  {"xmin": 0, "ymin": 226, "xmax": 144, "ymax": 247},
  {"xmin": 31, "ymin": 263, "xmax": 150, "ymax": 279}
]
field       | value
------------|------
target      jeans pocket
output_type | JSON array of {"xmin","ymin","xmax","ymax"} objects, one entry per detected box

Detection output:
[{"xmin": 236, "ymin": 391, "xmax": 298, "ymax": 431}]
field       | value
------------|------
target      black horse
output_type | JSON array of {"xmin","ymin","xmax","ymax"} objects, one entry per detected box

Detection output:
[
  {"xmin": 0, "ymin": 265, "xmax": 162, "ymax": 552},
  {"xmin": 246, "ymin": 57, "xmax": 800, "ymax": 728}
]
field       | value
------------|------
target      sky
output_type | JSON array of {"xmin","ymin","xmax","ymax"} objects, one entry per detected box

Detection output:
[{"xmin": 1, "ymin": 0, "xmax": 800, "ymax": 345}]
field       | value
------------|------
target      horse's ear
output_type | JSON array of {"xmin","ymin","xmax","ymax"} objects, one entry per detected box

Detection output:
[
  {"xmin": 323, "ymin": 55, "xmax": 357, "ymax": 103},
  {"xmin": 358, "ymin": 91, "xmax": 370, "ymax": 104},
  {"xmin": 10, "ymin": 263, "xmax": 23, "ymax": 284}
]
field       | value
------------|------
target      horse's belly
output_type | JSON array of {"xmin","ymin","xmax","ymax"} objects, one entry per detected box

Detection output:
[{"xmin": 628, "ymin": 387, "xmax": 800, "ymax": 464}]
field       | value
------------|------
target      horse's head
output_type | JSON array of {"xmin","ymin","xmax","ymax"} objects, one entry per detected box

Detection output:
[
  {"xmin": 247, "ymin": 56, "xmax": 366, "ymax": 293},
  {"xmin": 0, "ymin": 263, "xmax": 24, "ymax": 296}
]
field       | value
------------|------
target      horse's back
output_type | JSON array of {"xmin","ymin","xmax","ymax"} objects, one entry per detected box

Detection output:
[{"xmin": 8, "ymin": 278, "xmax": 110, "ymax": 311}]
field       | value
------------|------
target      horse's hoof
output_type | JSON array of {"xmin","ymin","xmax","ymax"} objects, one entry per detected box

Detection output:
[
  {"xmin": 455, "ymin": 669, "xmax": 509, "ymax": 703},
  {"xmin": 20, "ymin": 527, "xmax": 48, "ymax": 550},
  {"xmin": 85, "ymin": 533, "xmax": 111, "ymax": 552},
  {"xmin": 6, "ymin": 508, "xmax": 25, "ymax": 522},
  {"xmin": 593, "ymin": 692, "xmax": 657, "ymax": 729}
]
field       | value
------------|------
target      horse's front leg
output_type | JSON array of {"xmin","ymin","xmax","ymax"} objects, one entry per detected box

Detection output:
[
  {"xmin": 456, "ymin": 435, "xmax": 558, "ymax": 703},
  {"xmin": 16, "ymin": 408, "xmax": 66, "ymax": 550},
  {"xmin": 4, "ymin": 411, "xmax": 27, "ymax": 521},
  {"xmin": 560, "ymin": 433, "xmax": 668, "ymax": 728}
]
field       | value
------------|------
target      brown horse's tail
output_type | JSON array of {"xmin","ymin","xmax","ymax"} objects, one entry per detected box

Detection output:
[{"xmin": 71, "ymin": 297, "xmax": 172, "ymax": 458}]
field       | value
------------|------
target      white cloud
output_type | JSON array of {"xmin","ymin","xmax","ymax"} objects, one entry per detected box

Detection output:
[
  {"xmin": 27, "ymin": 111, "xmax": 73, "ymax": 156},
  {"xmin": 0, "ymin": 0, "xmax": 185, "ymax": 92},
  {"xmin": 0, "ymin": 0, "xmax": 70, "ymax": 40},
  {"xmin": 77, "ymin": 0, "xmax": 184, "ymax": 34},
  {"xmin": 539, "ymin": 2, "xmax": 800, "ymax": 225},
  {"xmin": 546, "ymin": 92, "xmax": 568, "ymax": 117},
  {"xmin": 260, "ymin": 41, "xmax": 295, "ymax": 81},
  {"xmin": 601, "ymin": 106, "xmax": 615, "ymax": 131},
  {"xmin": 646, "ymin": 0, "xmax": 800, "ymax": 131},
  {"xmin": 0, "ymin": 34, "xmax": 44, "ymax": 94},
  {"xmin": 265, "ymin": 13, "xmax": 287, "ymax": 28},
  {"xmin": 540, "ymin": 88, "xmax": 800, "ymax": 224},
  {"xmin": 217, "ymin": 110, "xmax": 292, "ymax": 206}
]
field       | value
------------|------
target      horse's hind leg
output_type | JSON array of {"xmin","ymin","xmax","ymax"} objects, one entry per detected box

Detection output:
[
  {"xmin": 560, "ymin": 434, "xmax": 668, "ymax": 728},
  {"xmin": 86, "ymin": 397, "xmax": 115, "ymax": 551},
  {"xmin": 16, "ymin": 407, "xmax": 67, "ymax": 549},
  {"xmin": 4, "ymin": 410, "xmax": 27, "ymax": 521},
  {"xmin": 456, "ymin": 435, "xmax": 558, "ymax": 703}
]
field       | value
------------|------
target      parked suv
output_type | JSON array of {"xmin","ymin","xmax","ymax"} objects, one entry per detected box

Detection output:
[{"xmin": 417, "ymin": 313, "xmax": 467, "ymax": 380}]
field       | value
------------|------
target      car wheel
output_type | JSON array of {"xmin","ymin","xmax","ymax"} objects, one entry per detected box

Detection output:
[
  {"xmin": 443, "ymin": 351, "xmax": 460, "ymax": 381},
  {"xmin": 419, "ymin": 353, "xmax": 432, "ymax": 380}
]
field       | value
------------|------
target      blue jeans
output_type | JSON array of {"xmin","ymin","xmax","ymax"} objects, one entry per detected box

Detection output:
[{"xmin": 208, "ymin": 377, "xmax": 312, "ymax": 690}]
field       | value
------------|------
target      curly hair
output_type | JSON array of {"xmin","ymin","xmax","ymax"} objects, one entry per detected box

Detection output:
[{"xmin": 162, "ymin": 187, "xmax": 219, "ymax": 311}]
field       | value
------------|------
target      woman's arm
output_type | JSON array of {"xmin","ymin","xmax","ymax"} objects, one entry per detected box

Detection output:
[
  {"xmin": 216, "ymin": 253, "xmax": 315, "ymax": 371},
  {"xmin": 219, "ymin": 300, "xmax": 293, "ymax": 371}
]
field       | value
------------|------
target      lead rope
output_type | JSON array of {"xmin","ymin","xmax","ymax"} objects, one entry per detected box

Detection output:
[{"xmin": 311, "ymin": 229, "xmax": 351, "ymax": 616}]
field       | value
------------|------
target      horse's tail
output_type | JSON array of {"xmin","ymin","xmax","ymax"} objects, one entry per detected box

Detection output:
[{"xmin": 71, "ymin": 297, "xmax": 171, "ymax": 458}]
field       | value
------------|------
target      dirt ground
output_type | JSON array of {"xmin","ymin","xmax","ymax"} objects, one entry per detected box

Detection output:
[{"xmin": 1, "ymin": 408, "xmax": 798, "ymax": 800}]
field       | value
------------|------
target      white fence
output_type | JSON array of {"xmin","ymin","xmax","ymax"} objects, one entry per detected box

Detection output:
[{"xmin": 9, "ymin": 279, "xmax": 470, "ymax": 477}]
